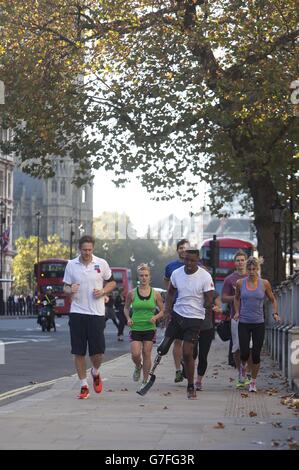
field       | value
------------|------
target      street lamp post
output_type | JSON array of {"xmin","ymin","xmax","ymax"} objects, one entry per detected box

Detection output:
[
  {"xmin": 35, "ymin": 211, "xmax": 41, "ymax": 263},
  {"xmin": 0, "ymin": 200, "xmax": 5, "ymax": 315},
  {"xmin": 69, "ymin": 219, "xmax": 74, "ymax": 259},
  {"xmin": 271, "ymin": 199, "xmax": 285, "ymax": 286}
]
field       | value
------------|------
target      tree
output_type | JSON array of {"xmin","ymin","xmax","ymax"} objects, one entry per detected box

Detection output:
[
  {"xmin": 93, "ymin": 212, "xmax": 173, "ymax": 287},
  {"xmin": 1, "ymin": 1, "xmax": 299, "ymax": 283},
  {"xmin": 13, "ymin": 235, "xmax": 69, "ymax": 293}
]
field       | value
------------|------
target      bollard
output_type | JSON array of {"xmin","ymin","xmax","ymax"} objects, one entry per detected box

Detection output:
[
  {"xmin": 287, "ymin": 326, "xmax": 299, "ymax": 389},
  {"xmin": 282, "ymin": 325, "xmax": 293, "ymax": 377}
]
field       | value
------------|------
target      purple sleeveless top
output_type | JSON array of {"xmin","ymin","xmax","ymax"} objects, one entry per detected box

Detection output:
[{"xmin": 240, "ymin": 277, "xmax": 265, "ymax": 324}]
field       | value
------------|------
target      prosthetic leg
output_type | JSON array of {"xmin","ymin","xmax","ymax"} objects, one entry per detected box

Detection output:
[{"xmin": 136, "ymin": 336, "xmax": 174, "ymax": 396}]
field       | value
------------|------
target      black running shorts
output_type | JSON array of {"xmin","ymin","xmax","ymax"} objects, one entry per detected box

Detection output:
[
  {"xmin": 69, "ymin": 313, "xmax": 105, "ymax": 356},
  {"xmin": 129, "ymin": 330, "xmax": 157, "ymax": 343},
  {"xmin": 165, "ymin": 311, "xmax": 203, "ymax": 343}
]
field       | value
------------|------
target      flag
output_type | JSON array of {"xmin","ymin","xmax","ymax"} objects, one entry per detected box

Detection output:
[{"xmin": 1, "ymin": 227, "xmax": 10, "ymax": 252}]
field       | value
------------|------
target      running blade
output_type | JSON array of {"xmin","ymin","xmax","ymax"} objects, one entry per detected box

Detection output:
[{"xmin": 136, "ymin": 374, "xmax": 156, "ymax": 396}]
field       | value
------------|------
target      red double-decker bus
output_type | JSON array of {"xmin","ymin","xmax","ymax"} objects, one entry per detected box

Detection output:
[
  {"xmin": 201, "ymin": 238, "xmax": 255, "ymax": 319},
  {"xmin": 111, "ymin": 267, "xmax": 133, "ymax": 297},
  {"xmin": 34, "ymin": 258, "xmax": 70, "ymax": 315},
  {"xmin": 34, "ymin": 261, "xmax": 133, "ymax": 314}
]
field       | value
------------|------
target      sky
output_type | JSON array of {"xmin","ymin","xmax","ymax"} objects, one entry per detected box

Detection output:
[{"xmin": 93, "ymin": 170, "xmax": 206, "ymax": 236}]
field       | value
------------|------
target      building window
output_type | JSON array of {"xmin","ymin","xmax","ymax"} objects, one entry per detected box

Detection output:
[
  {"xmin": 60, "ymin": 179, "xmax": 66, "ymax": 196},
  {"xmin": 51, "ymin": 180, "xmax": 57, "ymax": 193},
  {"xmin": 52, "ymin": 219, "xmax": 56, "ymax": 234}
]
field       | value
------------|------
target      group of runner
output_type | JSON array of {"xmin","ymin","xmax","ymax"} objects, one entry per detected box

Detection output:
[{"xmin": 63, "ymin": 235, "xmax": 280, "ymax": 400}]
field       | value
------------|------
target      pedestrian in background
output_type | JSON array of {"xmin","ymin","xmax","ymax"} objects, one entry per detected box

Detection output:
[
  {"xmin": 105, "ymin": 293, "xmax": 119, "ymax": 330},
  {"xmin": 114, "ymin": 288, "xmax": 126, "ymax": 341},
  {"xmin": 195, "ymin": 291, "xmax": 222, "ymax": 391}
]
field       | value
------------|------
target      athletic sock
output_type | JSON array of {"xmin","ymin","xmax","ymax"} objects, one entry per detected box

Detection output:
[
  {"xmin": 92, "ymin": 367, "xmax": 100, "ymax": 376},
  {"xmin": 80, "ymin": 378, "xmax": 88, "ymax": 387}
]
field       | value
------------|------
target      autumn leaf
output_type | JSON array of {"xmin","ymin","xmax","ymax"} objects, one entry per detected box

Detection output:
[{"xmin": 213, "ymin": 422, "xmax": 225, "ymax": 429}]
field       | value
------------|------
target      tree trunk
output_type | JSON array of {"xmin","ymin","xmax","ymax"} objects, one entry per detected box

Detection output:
[{"xmin": 248, "ymin": 175, "xmax": 284, "ymax": 286}]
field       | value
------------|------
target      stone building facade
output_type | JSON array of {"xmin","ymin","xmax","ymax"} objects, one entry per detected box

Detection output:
[
  {"xmin": 0, "ymin": 127, "xmax": 14, "ymax": 301},
  {"xmin": 13, "ymin": 157, "xmax": 93, "ymax": 250}
]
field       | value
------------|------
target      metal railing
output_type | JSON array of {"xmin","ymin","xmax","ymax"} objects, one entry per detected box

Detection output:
[
  {"xmin": 265, "ymin": 271, "xmax": 299, "ymax": 392},
  {"xmin": 0, "ymin": 300, "xmax": 38, "ymax": 317}
]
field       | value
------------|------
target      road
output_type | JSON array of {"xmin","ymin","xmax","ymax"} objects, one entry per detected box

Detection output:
[{"xmin": 0, "ymin": 316, "xmax": 130, "ymax": 395}]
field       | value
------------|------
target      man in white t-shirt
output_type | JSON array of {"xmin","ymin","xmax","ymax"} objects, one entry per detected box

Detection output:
[
  {"xmin": 63, "ymin": 235, "xmax": 116, "ymax": 399},
  {"xmin": 164, "ymin": 249, "xmax": 214, "ymax": 399}
]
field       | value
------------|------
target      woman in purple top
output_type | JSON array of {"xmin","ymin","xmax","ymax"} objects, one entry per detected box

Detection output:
[{"xmin": 234, "ymin": 257, "xmax": 280, "ymax": 392}]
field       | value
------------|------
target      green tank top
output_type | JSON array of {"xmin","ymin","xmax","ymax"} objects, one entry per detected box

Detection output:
[{"xmin": 131, "ymin": 288, "xmax": 156, "ymax": 331}]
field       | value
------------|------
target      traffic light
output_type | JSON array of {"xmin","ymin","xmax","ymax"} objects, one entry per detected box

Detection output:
[{"xmin": 209, "ymin": 237, "xmax": 219, "ymax": 268}]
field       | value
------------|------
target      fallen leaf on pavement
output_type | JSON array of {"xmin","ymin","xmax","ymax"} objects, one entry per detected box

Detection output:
[
  {"xmin": 241, "ymin": 393, "xmax": 248, "ymax": 398},
  {"xmin": 213, "ymin": 422, "xmax": 225, "ymax": 429},
  {"xmin": 272, "ymin": 422, "xmax": 282, "ymax": 428},
  {"xmin": 288, "ymin": 425, "xmax": 299, "ymax": 430},
  {"xmin": 249, "ymin": 411, "xmax": 257, "ymax": 417}
]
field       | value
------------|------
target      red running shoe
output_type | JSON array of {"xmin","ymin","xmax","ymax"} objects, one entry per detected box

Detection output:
[
  {"xmin": 91, "ymin": 370, "xmax": 103, "ymax": 394},
  {"xmin": 77, "ymin": 386, "xmax": 89, "ymax": 399}
]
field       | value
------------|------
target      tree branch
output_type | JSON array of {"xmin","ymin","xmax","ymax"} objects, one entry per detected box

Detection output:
[{"xmin": 225, "ymin": 29, "xmax": 299, "ymax": 80}]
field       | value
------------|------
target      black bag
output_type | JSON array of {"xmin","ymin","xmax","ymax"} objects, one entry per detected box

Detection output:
[{"xmin": 216, "ymin": 320, "xmax": 231, "ymax": 341}]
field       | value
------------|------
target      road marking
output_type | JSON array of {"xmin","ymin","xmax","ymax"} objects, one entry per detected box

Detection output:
[
  {"xmin": 1, "ymin": 341, "xmax": 27, "ymax": 346},
  {"xmin": 0, "ymin": 353, "xmax": 130, "ymax": 402},
  {"xmin": 0, "ymin": 376, "xmax": 70, "ymax": 402},
  {"xmin": 0, "ymin": 337, "xmax": 55, "ymax": 344}
]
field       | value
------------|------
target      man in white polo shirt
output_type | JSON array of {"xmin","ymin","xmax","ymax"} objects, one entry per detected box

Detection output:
[
  {"xmin": 164, "ymin": 249, "xmax": 214, "ymax": 399},
  {"xmin": 63, "ymin": 235, "xmax": 116, "ymax": 399}
]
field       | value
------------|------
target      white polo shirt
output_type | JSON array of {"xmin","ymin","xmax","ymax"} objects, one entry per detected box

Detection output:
[
  {"xmin": 63, "ymin": 255, "xmax": 112, "ymax": 316},
  {"xmin": 171, "ymin": 266, "xmax": 214, "ymax": 319}
]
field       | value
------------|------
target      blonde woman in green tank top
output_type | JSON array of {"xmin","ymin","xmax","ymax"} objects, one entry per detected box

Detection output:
[{"xmin": 124, "ymin": 264, "xmax": 164, "ymax": 391}]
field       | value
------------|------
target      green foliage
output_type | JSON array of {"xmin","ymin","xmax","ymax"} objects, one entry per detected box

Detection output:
[
  {"xmin": 94, "ymin": 212, "xmax": 175, "ymax": 287},
  {"xmin": 12, "ymin": 235, "xmax": 69, "ymax": 294},
  {"xmin": 1, "ymin": 1, "xmax": 299, "ymax": 280}
]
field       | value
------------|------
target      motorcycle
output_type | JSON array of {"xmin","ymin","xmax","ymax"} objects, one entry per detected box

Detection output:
[{"xmin": 39, "ymin": 300, "xmax": 56, "ymax": 332}]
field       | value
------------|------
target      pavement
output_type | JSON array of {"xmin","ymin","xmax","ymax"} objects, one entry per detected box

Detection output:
[{"xmin": 0, "ymin": 335, "xmax": 298, "ymax": 451}]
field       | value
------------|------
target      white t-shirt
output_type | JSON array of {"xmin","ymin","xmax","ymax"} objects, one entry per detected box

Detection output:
[
  {"xmin": 63, "ymin": 255, "xmax": 112, "ymax": 316},
  {"xmin": 171, "ymin": 266, "xmax": 214, "ymax": 319}
]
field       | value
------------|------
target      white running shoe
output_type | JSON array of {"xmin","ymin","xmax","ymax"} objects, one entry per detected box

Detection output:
[{"xmin": 249, "ymin": 381, "xmax": 257, "ymax": 392}]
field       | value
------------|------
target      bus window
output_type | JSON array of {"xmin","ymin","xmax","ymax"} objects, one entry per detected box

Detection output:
[{"xmin": 111, "ymin": 267, "xmax": 133, "ymax": 298}]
